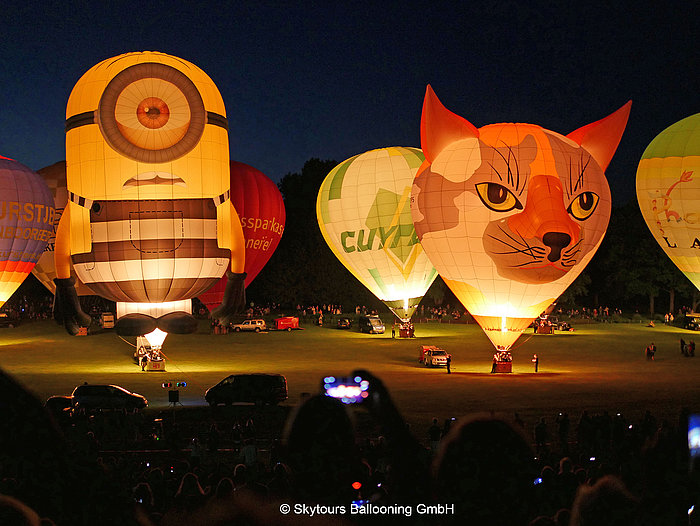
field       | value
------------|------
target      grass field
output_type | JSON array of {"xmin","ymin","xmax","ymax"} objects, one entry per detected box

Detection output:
[{"xmin": 1, "ymin": 318, "xmax": 699, "ymax": 439}]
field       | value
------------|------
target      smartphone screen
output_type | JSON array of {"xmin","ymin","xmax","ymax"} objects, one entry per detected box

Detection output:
[
  {"xmin": 323, "ymin": 376, "xmax": 369, "ymax": 404},
  {"xmin": 689, "ymin": 414, "xmax": 700, "ymax": 457}
]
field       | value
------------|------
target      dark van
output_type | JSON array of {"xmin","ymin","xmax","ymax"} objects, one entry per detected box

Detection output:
[
  {"xmin": 358, "ymin": 315, "xmax": 385, "ymax": 334},
  {"xmin": 204, "ymin": 374, "xmax": 288, "ymax": 406}
]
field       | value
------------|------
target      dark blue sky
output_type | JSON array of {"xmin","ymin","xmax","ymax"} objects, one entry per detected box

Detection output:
[{"xmin": 1, "ymin": 1, "xmax": 696, "ymax": 204}]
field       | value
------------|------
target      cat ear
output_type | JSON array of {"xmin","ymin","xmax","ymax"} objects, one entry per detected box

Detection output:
[
  {"xmin": 566, "ymin": 101, "xmax": 632, "ymax": 172},
  {"xmin": 421, "ymin": 85, "xmax": 479, "ymax": 163}
]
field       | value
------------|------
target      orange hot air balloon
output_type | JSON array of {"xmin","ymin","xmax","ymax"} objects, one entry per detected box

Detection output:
[
  {"xmin": 32, "ymin": 161, "xmax": 93, "ymax": 295},
  {"xmin": 199, "ymin": 161, "xmax": 285, "ymax": 310},
  {"xmin": 0, "ymin": 155, "xmax": 55, "ymax": 308},
  {"xmin": 411, "ymin": 86, "xmax": 630, "ymax": 352}
]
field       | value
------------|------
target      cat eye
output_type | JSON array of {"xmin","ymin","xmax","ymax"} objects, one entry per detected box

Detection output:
[
  {"xmin": 475, "ymin": 182, "xmax": 523, "ymax": 213},
  {"xmin": 568, "ymin": 192, "xmax": 600, "ymax": 220}
]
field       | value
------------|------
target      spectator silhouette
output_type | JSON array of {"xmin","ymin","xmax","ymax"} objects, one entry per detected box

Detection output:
[
  {"xmin": 283, "ymin": 394, "xmax": 362, "ymax": 504},
  {"xmin": 0, "ymin": 494, "xmax": 42, "ymax": 525},
  {"xmin": 213, "ymin": 477, "xmax": 234, "ymax": 499},
  {"xmin": 0, "ymin": 368, "xmax": 134, "ymax": 525},
  {"xmin": 569, "ymin": 475, "xmax": 640, "ymax": 526},
  {"xmin": 161, "ymin": 472, "xmax": 208, "ymax": 524},
  {"xmin": 432, "ymin": 415, "xmax": 537, "ymax": 525}
]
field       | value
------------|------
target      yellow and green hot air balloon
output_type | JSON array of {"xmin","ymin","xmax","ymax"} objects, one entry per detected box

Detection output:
[
  {"xmin": 317, "ymin": 147, "xmax": 437, "ymax": 322},
  {"xmin": 636, "ymin": 114, "xmax": 700, "ymax": 289}
]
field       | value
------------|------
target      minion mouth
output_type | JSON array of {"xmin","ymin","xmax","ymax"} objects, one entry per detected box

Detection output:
[{"xmin": 123, "ymin": 172, "xmax": 186, "ymax": 188}]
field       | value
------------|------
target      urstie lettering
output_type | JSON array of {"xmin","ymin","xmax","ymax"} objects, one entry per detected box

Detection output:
[
  {"xmin": 0, "ymin": 201, "xmax": 55, "ymax": 225},
  {"xmin": 341, "ymin": 226, "xmax": 419, "ymax": 253},
  {"xmin": 0, "ymin": 226, "xmax": 52, "ymax": 242},
  {"xmin": 0, "ymin": 249, "xmax": 45, "ymax": 260}
]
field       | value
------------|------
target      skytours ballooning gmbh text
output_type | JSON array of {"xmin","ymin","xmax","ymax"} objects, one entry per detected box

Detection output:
[{"xmin": 279, "ymin": 502, "xmax": 455, "ymax": 517}]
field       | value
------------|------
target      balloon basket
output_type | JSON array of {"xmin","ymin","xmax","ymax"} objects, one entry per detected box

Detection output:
[{"xmin": 147, "ymin": 358, "xmax": 166, "ymax": 372}]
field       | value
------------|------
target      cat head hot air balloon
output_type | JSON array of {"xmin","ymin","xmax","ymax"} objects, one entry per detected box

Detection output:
[{"xmin": 411, "ymin": 86, "xmax": 630, "ymax": 350}]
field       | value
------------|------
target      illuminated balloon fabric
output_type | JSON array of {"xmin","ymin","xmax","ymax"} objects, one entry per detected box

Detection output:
[
  {"xmin": 411, "ymin": 86, "xmax": 630, "ymax": 350},
  {"xmin": 56, "ymin": 51, "xmax": 245, "ymax": 331},
  {"xmin": 0, "ymin": 156, "xmax": 55, "ymax": 308},
  {"xmin": 636, "ymin": 114, "xmax": 700, "ymax": 289},
  {"xmin": 198, "ymin": 161, "xmax": 285, "ymax": 310},
  {"xmin": 32, "ymin": 161, "xmax": 93, "ymax": 295},
  {"xmin": 317, "ymin": 147, "xmax": 438, "ymax": 322}
]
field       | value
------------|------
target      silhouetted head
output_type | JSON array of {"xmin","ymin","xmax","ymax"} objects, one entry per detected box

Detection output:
[
  {"xmin": 433, "ymin": 415, "xmax": 537, "ymax": 525},
  {"xmin": 283, "ymin": 394, "xmax": 360, "ymax": 503},
  {"xmin": 570, "ymin": 475, "xmax": 639, "ymax": 526}
]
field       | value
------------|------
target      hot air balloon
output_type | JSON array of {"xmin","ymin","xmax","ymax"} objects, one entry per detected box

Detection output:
[
  {"xmin": 411, "ymin": 86, "xmax": 630, "ymax": 352},
  {"xmin": 32, "ymin": 161, "xmax": 93, "ymax": 295},
  {"xmin": 317, "ymin": 147, "xmax": 438, "ymax": 322},
  {"xmin": 0, "ymin": 155, "xmax": 55, "ymax": 308},
  {"xmin": 636, "ymin": 114, "xmax": 700, "ymax": 289},
  {"xmin": 54, "ymin": 51, "xmax": 246, "ymax": 336},
  {"xmin": 198, "ymin": 161, "xmax": 285, "ymax": 311}
]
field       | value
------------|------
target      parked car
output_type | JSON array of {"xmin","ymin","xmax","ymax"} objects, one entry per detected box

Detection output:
[
  {"xmin": 231, "ymin": 319, "xmax": 267, "ymax": 332},
  {"xmin": 205, "ymin": 374, "xmax": 288, "ymax": 406},
  {"xmin": 684, "ymin": 314, "xmax": 700, "ymax": 331},
  {"xmin": 44, "ymin": 395, "xmax": 73, "ymax": 420},
  {"xmin": 358, "ymin": 315, "xmax": 385, "ymax": 334},
  {"xmin": 0, "ymin": 312, "xmax": 19, "ymax": 328},
  {"xmin": 420, "ymin": 346, "xmax": 449, "ymax": 367},
  {"xmin": 337, "ymin": 317, "xmax": 352, "ymax": 329},
  {"xmin": 71, "ymin": 384, "xmax": 148, "ymax": 411}
]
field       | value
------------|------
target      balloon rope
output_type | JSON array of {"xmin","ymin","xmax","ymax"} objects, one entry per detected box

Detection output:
[
  {"xmin": 119, "ymin": 335, "xmax": 136, "ymax": 348},
  {"xmin": 511, "ymin": 333, "xmax": 536, "ymax": 350}
]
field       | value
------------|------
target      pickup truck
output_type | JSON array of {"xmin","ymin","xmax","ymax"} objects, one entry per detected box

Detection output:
[{"xmin": 231, "ymin": 319, "xmax": 267, "ymax": 332}]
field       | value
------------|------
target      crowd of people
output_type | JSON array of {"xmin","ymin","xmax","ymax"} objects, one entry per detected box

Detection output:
[{"xmin": 2, "ymin": 365, "xmax": 700, "ymax": 525}]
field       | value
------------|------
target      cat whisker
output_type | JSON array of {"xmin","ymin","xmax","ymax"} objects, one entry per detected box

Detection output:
[
  {"xmin": 495, "ymin": 225, "xmax": 546, "ymax": 258},
  {"xmin": 511, "ymin": 259, "xmax": 545, "ymax": 268},
  {"xmin": 563, "ymin": 239, "xmax": 583, "ymax": 257}
]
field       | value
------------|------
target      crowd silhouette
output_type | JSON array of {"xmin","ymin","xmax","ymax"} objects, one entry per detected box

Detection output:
[{"xmin": 1, "ymin": 366, "xmax": 699, "ymax": 525}]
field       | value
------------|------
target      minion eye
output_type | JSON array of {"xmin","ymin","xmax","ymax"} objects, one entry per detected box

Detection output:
[
  {"xmin": 97, "ymin": 63, "xmax": 206, "ymax": 163},
  {"xmin": 475, "ymin": 182, "xmax": 523, "ymax": 212},
  {"xmin": 568, "ymin": 192, "xmax": 599, "ymax": 220}
]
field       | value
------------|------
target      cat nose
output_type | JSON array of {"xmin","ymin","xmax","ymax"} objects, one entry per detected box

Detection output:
[{"xmin": 543, "ymin": 232, "xmax": 571, "ymax": 262}]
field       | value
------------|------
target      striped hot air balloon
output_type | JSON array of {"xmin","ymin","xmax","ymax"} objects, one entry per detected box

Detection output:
[{"xmin": 0, "ymin": 155, "xmax": 55, "ymax": 308}]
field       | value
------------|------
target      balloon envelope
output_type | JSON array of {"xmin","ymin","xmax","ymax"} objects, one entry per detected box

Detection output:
[
  {"xmin": 199, "ymin": 161, "xmax": 285, "ymax": 310},
  {"xmin": 411, "ymin": 88, "xmax": 628, "ymax": 350},
  {"xmin": 0, "ymin": 156, "xmax": 55, "ymax": 308},
  {"xmin": 636, "ymin": 113, "xmax": 700, "ymax": 289},
  {"xmin": 62, "ymin": 51, "xmax": 238, "ymax": 315},
  {"xmin": 32, "ymin": 161, "xmax": 93, "ymax": 295},
  {"xmin": 317, "ymin": 147, "xmax": 438, "ymax": 321}
]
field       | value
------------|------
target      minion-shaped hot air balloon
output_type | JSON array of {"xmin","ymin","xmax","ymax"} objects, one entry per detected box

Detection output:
[{"xmin": 54, "ymin": 52, "xmax": 245, "ymax": 335}]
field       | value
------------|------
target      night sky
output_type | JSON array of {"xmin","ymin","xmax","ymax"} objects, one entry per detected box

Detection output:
[{"xmin": 1, "ymin": 1, "xmax": 697, "ymax": 205}]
